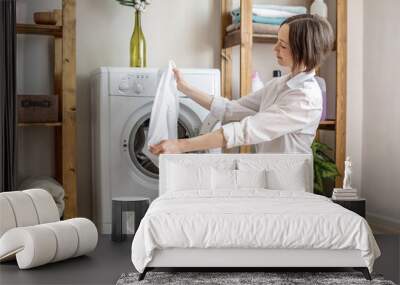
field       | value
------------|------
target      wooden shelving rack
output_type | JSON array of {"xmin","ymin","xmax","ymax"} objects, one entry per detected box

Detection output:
[
  {"xmin": 16, "ymin": 23, "xmax": 63, "ymax": 37},
  {"xmin": 16, "ymin": 0, "xmax": 77, "ymax": 218},
  {"xmin": 220, "ymin": 0, "xmax": 347, "ymax": 187}
]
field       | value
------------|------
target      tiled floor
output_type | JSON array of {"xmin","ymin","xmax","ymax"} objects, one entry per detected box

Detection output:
[{"xmin": 1, "ymin": 234, "xmax": 399, "ymax": 285}]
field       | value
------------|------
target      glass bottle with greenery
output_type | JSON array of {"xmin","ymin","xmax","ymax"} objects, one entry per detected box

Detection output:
[
  {"xmin": 130, "ymin": 10, "xmax": 146, "ymax": 67},
  {"xmin": 116, "ymin": 0, "xmax": 150, "ymax": 67}
]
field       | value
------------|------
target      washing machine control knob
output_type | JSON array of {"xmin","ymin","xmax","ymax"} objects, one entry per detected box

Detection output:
[
  {"xmin": 118, "ymin": 80, "xmax": 130, "ymax": 92},
  {"xmin": 133, "ymin": 83, "xmax": 144, "ymax": 94}
]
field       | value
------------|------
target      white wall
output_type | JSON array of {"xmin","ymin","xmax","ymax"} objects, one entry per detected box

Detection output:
[
  {"xmin": 362, "ymin": 0, "xmax": 400, "ymax": 228},
  {"xmin": 346, "ymin": 0, "xmax": 364, "ymax": 199},
  {"xmin": 347, "ymin": 0, "xmax": 400, "ymax": 229}
]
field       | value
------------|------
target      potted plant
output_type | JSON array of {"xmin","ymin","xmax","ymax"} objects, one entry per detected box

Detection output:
[{"xmin": 311, "ymin": 141, "xmax": 340, "ymax": 196}]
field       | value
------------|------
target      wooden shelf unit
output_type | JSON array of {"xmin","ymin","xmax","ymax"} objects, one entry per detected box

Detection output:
[
  {"xmin": 220, "ymin": 0, "xmax": 347, "ymax": 187},
  {"xmin": 16, "ymin": 1, "xmax": 77, "ymax": 218},
  {"xmin": 224, "ymin": 29, "xmax": 337, "ymax": 51},
  {"xmin": 16, "ymin": 23, "xmax": 62, "ymax": 37},
  {"xmin": 319, "ymin": 120, "xmax": 336, "ymax": 130},
  {"xmin": 224, "ymin": 30, "xmax": 277, "ymax": 48},
  {"xmin": 17, "ymin": 122, "xmax": 63, "ymax": 127}
]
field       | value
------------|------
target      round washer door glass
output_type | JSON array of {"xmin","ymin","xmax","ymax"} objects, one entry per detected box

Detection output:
[{"xmin": 128, "ymin": 115, "xmax": 194, "ymax": 179}]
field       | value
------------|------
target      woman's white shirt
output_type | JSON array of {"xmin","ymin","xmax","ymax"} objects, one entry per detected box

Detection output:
[{"xmin": 210, "ymin": 71, "xmax": 322, "ymax": 154}]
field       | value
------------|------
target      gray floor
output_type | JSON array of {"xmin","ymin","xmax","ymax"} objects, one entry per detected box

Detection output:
[
  {"xmin": 0, "ymin": 234, "xmax": 399, "ymax": 285},
  {"xmin": 0, "ymin": 235, "xmax": 133, "ymax": 285}
]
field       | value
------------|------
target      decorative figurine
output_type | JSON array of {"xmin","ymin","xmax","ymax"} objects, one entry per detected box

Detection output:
[{"xmin": 343, "ymin": 156, "xmax": 352, "ymax": 189}]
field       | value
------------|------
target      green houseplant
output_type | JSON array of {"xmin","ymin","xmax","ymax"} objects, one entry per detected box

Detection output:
[
  {"xmin": 312, "ymin": 141, "xmax": 340, "ymax": 196},
  {"xmin": 116, "ymin": 0, "xmax": 151, "ymax": 67}
]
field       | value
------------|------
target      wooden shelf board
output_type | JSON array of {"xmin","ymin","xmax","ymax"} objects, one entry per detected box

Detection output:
[
  {"xmin": 224, "ymin": 29, "xmax": 337, "ymax": 51},
  {"xmin": 253, "ymin": 34, "xmax": 278, "ymax": 44},
  {"xmin": 318, "ymin": 120, "xmax": 336, "ymax": 130},
  {"xmin": 224, "ymin": 30, "xmax": 277, "ymax": 48},
  {"xmin": 16, "ymin": 23, "xmax": 62, "ymax": 37},
  {"xmin": 18, "ymin": 122, "xmax": 62, "ymax": 127}
]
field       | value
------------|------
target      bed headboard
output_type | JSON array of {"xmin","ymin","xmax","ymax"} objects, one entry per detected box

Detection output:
[{"xmin": 159, "ymin": 153, "xmax": 313, "ymax": 195}]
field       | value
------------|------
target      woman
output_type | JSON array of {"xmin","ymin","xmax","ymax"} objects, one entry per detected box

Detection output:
[{"xmin": 150, "ymin": 14, "xmax": 334, "ymax": 155}]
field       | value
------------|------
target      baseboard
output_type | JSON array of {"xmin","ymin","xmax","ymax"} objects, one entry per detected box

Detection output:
[{"xmin": 366, "ymin": 211, "xmax": 400, "ymax": 234}]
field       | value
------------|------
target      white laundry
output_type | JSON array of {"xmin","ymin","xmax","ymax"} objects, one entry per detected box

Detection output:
[{"xmin": 144, "ymin": 61, "xmax": 180, "ymax": 166}]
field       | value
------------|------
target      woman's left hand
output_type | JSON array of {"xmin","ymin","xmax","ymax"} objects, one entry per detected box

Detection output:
[{"xmin": 149, "ymin": 139, "xmax": 183, "ymax": 155}]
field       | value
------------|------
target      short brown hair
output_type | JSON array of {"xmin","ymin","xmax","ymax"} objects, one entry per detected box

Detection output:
[{"xmin": 281, "ymin": 14, "xmax": 334, "ymax": 72}]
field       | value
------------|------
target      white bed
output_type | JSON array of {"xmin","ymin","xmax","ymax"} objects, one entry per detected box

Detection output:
[{"xmin": 131, "ymin": 154, "xmax": 380, "ymax": 281}]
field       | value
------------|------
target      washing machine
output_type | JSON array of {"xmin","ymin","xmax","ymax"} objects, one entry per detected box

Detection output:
[{"xmin": 91, "ymin": 67, "xmax": 221, "ymax": 233}]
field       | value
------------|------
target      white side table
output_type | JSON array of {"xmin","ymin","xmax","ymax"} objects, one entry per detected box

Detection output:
[{"xmin": 112, "ymin": 196, "xmax": 150, "ymax": 242}]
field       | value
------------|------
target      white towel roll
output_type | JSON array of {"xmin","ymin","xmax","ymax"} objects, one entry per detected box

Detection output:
[
  {"xmin": 0, "ymin": 226, "xmax": 57, "ymax": 269},
  {"xmin": 23, "ymin": 189, "xmax": 59, "ymax": 224},
  {"xmin": 0, "ymin": 218, "xmax": 98, "ymax": 269},
  {"xmin": 66, "ymin": 218, "xmax": 98, "ymax": 257},
  {"xmin": 0, "ymin": 192, "xmax": 39, "ymax": 227},
  {"xmin": 0, "ymin": 196, "xmax": 17, "ymax": 237},
  {"xmin": 42, "ymin": 221, "xmax": 79, "ymax": 262}
]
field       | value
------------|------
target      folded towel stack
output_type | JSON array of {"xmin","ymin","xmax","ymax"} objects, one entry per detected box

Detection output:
[
  {"xmin": 227, "ymin": 4, "xmax": 307, "ymax": 35},
  {"xmin": 332, "ymin": 188, "xmax": 359, "ymax": 200}
]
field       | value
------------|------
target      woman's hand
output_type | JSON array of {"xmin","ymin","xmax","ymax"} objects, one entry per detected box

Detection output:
[
  {"xmin": 149, "ymin": 139, "xmax": 183, "ymax": 155},
  {"xmin": 149, "ymin": 130, "xmax": 226, "ymax": 156},
  {"xmin": 172, "ymin": 68, "xmax": 187, "ymax": 92},
  {"xmin": 172, "ymin": 67, "xmax": 213, "ymax": 110}
]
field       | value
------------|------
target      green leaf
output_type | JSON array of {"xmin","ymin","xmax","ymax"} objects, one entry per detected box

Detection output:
[{"xmin": 312, "ymin": 141, "xmax": 340, "ymax": 195}]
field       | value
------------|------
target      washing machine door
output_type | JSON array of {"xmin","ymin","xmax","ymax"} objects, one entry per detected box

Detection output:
[
  {"xmin": 199, "ymin": 114, "xmax": 220, "ymax": 135},
  {"xmin": 122, "ymin": 102, "xmax": 201, "ymax": 182}
]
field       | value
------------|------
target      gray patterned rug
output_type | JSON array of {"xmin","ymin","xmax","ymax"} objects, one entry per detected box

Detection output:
[{"xmin": 116, "ymin": 271, "xmax": 396, "ymax": 285}]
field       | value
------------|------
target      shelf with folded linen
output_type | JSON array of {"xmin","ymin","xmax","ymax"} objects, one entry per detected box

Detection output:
[
  {"xmin": 223, "ymin": 4, "xmax": 306, "ymax": 48},
  {"xmin": 230, "ymin": 4, "xmax": 306, "ymax": 27}
]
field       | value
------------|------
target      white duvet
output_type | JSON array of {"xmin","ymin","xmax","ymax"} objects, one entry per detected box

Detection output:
[{"xmin": 131, "ymin": 190, "xmax": 380, "ymax": 273}]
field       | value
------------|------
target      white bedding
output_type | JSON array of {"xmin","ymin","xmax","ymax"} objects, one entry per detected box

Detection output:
[{"xmin": 131, "ymin": 190, "xmax": 380, "ymax": 273}]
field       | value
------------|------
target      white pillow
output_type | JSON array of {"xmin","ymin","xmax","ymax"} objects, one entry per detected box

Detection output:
[
  {"xmin": 236, "ymin": 169, "xmax": 267, "ymax": 189},
  {"xmin": 238, "ymin": 159, "xmax": 309, "ymax": 192},
  {"xmin": 167, "ymin": 163, "xmax": 212, "ymax": 191},
  {"xmin": 211, "ymin": 169, "xmax": 267, "ymax": 190},
  {"xmin": 211, "ymin": 168, "xmax": 236, "ymax": 190},
  {"xmin": 266, "ymin": 167, "xmax": 307, "ymax": 191}
]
